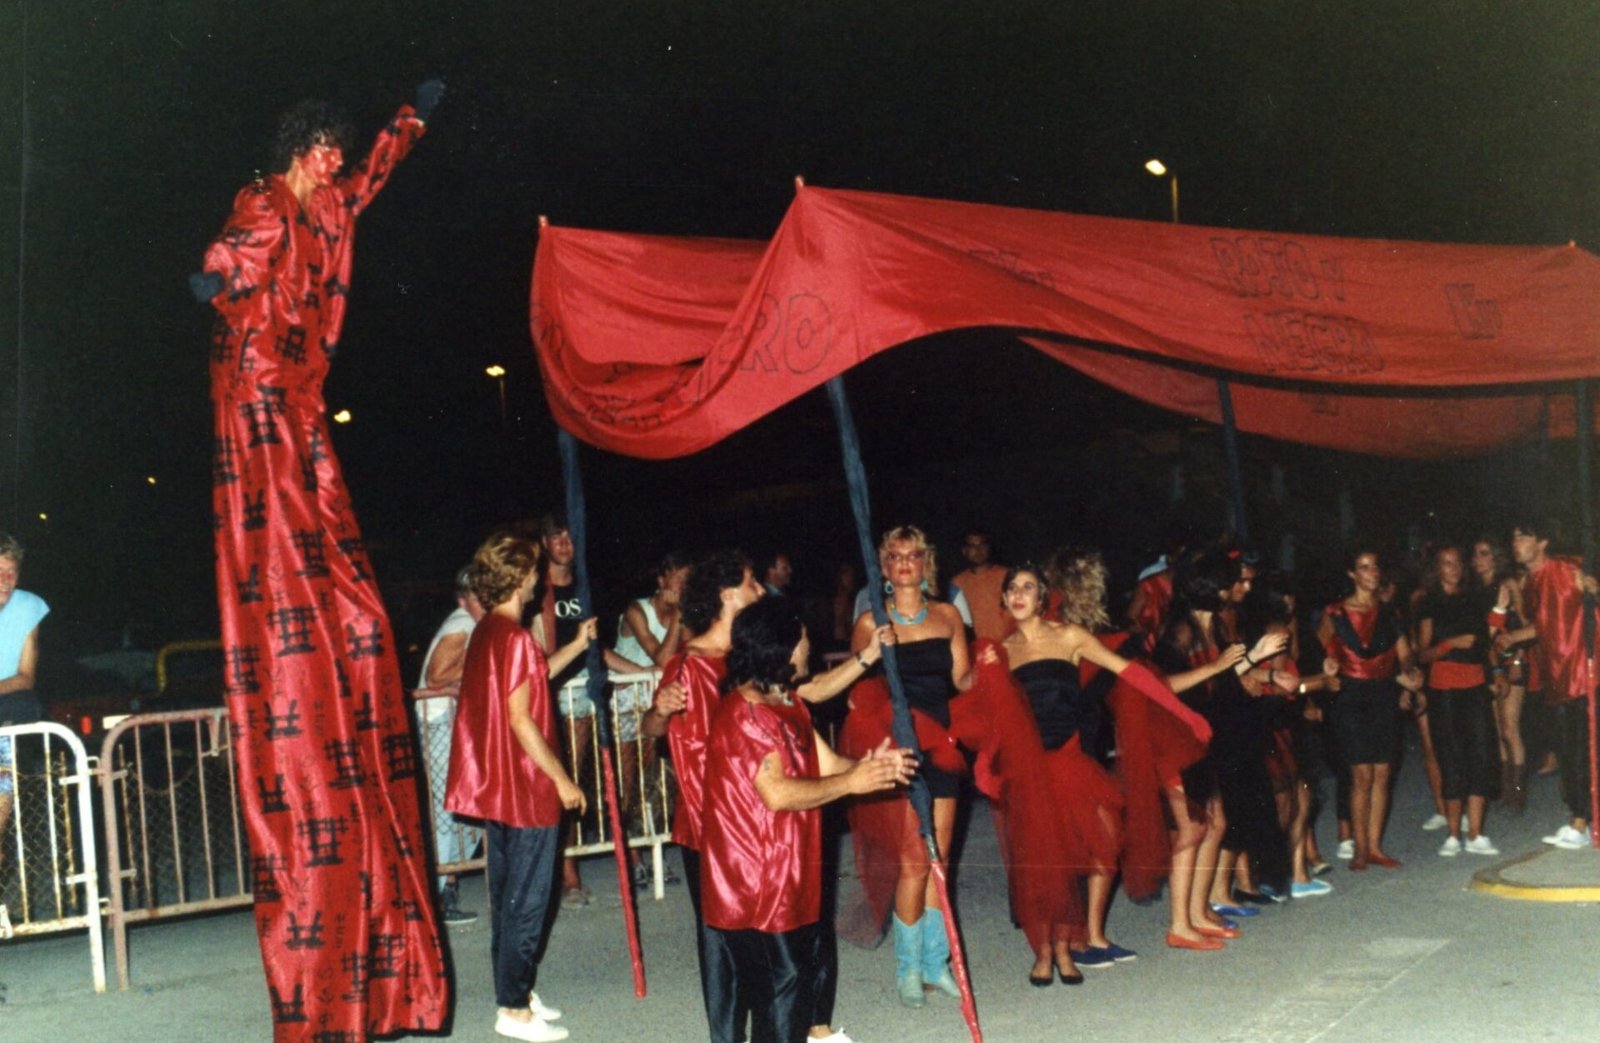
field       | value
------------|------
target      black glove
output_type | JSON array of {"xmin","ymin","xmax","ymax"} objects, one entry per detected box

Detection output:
[
  {"xmin": 189, "ymin": 270, "xmax": 224, "ymax": 303},
  {"xmin": 415, "ymin": 77, "xmax": 445, "ymax": 122}
]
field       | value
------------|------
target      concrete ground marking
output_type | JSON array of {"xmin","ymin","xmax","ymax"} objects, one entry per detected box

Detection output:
[{"xmin": 1218, "ymin": 937, "xmax": 1448, "ymax": 1043}]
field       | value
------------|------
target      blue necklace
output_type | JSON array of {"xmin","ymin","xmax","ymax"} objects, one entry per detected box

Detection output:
[{"xmin": 888, "ymin": 599, "xmax": 929, "ymax": 626}]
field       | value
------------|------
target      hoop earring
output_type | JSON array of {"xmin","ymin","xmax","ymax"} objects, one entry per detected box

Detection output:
[
  {"xmin": 884, "ymin": 580, "xmax": 894, "ymax": 595},
  {"xmin": 920, "ymin": 579, "xmax": 929, "ymax": 594}
]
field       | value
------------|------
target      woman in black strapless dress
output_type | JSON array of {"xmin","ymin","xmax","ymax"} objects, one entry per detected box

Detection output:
[
  {"xmin": 991, "ymin": 558, "xmax": 1235, "ymax": 970},
  {"xmin": 847, "ymin": 525, "xmax": 971, "ymax": 1009},
  {"xmin": 998, "ymin": 565, "xmax": 1128, "ymax": 983}
]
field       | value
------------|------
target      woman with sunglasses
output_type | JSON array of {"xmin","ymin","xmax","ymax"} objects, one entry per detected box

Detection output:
[{"xmin": 842, "ymin": 525, "xmax": 971, "ymax": 1008}]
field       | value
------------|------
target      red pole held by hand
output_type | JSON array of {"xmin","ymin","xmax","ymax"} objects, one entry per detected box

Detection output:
[
  {"xmin": 602, "ymin": 746, "xmax": 648, "ymax": 996},
  {"xmin": 929, "ymin": 843, "xmax": 982, "ymax": 1042}
]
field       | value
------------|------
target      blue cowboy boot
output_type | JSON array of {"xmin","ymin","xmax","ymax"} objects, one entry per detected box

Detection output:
[{"xmin": 892, "ymin": 914, "xmax": 925, "ymax": 1007}]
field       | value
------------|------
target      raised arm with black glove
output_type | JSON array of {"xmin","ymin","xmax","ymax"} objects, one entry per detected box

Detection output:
[{"xmin": 414, "ymin": 77, "xmax": 445, "ymax": 122}]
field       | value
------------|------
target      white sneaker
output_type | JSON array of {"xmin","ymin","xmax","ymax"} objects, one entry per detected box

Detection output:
[
  {"xmin": 1336, "ymin": 838, "xmax": 1355, "ymax": 860},
  {"xmin": 496, "ymin": 1010, "xmax": 569, "ymax": 1042},
  {"xmin": 1544, "ymin": 825, "xmax": 1592, "ymax": 850},
  {"xmin": 528, "ymin": 992, "xmax": 562, "ymax": 1021},
  {"xmin": 1421, "ymin": 813, "xmax": 1448, "ymax": 831},
  {"xmin": 810, "ymin": 1031, "xmax": 856, "ymax": 1043},
  {"xmin": 1464, "ymin": 835, "xmax": 1499, "ymax": 856},
  {"xmin": 1438, "ymin": 836, "xmax": 1461, "ymax": 857}
]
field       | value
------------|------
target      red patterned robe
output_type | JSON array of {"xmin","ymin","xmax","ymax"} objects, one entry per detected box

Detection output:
[{"xmin": 201, "ymin": 105, "xmax": 447, "ymax": 1040}]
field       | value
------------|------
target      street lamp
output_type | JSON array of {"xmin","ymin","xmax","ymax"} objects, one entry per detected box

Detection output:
[
  {"xmin": 485, "ymin": 364, "xmax": 507, "ymax": 429},
  {"xmin": 1145, "ymin": 158, "xmax": 1179, "ymax": 224},
  {"xmin": 1145, "ymin": 158, "xmax": 1246, "ymax": 538}
]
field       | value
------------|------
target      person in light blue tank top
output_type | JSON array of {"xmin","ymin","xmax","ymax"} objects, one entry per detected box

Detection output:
[{"xmin": 1, "ymin": 532, "xmax": 49, "ymax": 874}]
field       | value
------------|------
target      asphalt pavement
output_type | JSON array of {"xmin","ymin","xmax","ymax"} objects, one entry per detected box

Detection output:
[{"xmin": 2, "ymin": 737, "xmax": 1598, "ymax": 1042}]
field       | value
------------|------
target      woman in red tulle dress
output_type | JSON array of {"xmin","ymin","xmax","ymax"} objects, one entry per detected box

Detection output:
[{"xmin": 984, "ymin": 554, "xmax": 1226, "ymax": 978}]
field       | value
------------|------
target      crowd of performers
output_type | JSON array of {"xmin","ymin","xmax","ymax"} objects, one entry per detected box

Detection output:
[
  {"xmin": 429, "ymin": 515, "xmax": 1596, "ymax": 1043},
  {"xmin": 190, "ymin": 85, "xmax": 1596, "ymax": 1043}
]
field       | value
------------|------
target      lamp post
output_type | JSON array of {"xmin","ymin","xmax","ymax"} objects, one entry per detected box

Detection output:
[
  {"xmin": 485, "ymin": 364, "xmax": 507, "ymax": 430},
  {"xmin": 1144, "ymin": 158, "xmax": 1179, "ymax": 224},
  {"xmin": 1146, "ymin": 158, "xmax": 1249, "ymax": 542}
]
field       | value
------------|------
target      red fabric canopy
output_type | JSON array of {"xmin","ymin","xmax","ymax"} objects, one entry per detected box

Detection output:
[{"xmin": 530, "ymin": 186, "xmax": 1600, "ymax": 459}]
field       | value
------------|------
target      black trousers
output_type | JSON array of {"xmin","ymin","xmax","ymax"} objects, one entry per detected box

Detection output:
[
  {"xmin": 705, "ymin": 922, "xmax": 823, "ymax": 1043},
  {"xmin": 688, "ymin": 851, "xmax": 837, "ymax": 1043},
  {"xmin": 1558, "ymin": 697, "xmax": 1596, "ymax": 821},
  {"xmin": 682, "ymin": 847, "xmax": 726, "ymax": 1035},
  {"xmin": 1431, "ymin": 687, "xmax": 1501, "ymax": 801},
  {"xmin": 486, "ymin": 821, "xmax": 559, "ymax": 1009}
]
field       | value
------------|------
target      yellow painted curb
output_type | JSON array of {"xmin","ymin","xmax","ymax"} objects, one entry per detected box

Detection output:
[{"xmin": 1470, "ymin": 848, "xmax": 1600, "ymax": 902}]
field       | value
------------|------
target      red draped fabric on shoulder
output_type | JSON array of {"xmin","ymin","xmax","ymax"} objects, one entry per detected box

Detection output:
[
  {"xmin": 203, "ymin": 106, "xmax": 446, "ymax": 1039},
  {"xmin": 1084, "ymin": 633, "xmax": 1213, "ymax": 902},
  {"xmin": 532, "ymin": 186, "xmax": 1600, "ymax": 461},
  {"xmin": 838, "ymin": 642, "xmax": 1135, "ymax": 954},
  {"xmin": 961, "ymin": 643, "xmax": 1095, "ymax": 953}
]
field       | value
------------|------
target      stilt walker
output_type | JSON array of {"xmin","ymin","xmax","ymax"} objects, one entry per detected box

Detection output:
[{"xmin": 193, "ymin": 82, "xmax": 450, "ymax": 1040}]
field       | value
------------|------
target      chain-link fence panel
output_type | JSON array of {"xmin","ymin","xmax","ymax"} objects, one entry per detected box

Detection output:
[{"xmin": 0, "ymin": 722, "xmax": 105, "ymax": 990}]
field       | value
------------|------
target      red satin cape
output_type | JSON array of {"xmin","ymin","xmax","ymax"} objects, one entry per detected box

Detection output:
[
  {"xmin": 1528, "ymin": 556, "xmax": 1597, "ymax": 702},
  {"xmin": 701, "ymin": 693, "xmax": 822, "ymax": 933},
  {"xmin": 445, "ymin": 614, "xmax": 561, "ymax": 828}
]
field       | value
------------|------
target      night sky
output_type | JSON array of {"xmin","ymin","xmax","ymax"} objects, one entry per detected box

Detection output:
[{"xmin": 2, "ymin": 2, "xmax": 1596, "ymax": 655}]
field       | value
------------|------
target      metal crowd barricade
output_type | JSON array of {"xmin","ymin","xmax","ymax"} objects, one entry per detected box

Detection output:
[
  {"xmin": 555, "ymin": 669, "xmax": 677, "ymax": 900},
  {"xmin": 412, "ymin": 688, "xmax": 485, "ymax": 882},
  {"xmin": 0, "ymin": 721, "xmax": 106, "ymax": 992},
  {"xmin": 98, "ymin": 707, "xmax": 249, "ymax": 990},
  {"xmin": 93, "ymin": 670, "xmax": 676, "ymax": 992}
]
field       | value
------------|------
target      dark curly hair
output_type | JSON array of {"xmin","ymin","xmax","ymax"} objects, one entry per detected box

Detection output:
[
  {"xmin": 467, "ymin": 532, "xmax": 540, "ymax": 610},
  {"xmin": 272, "ymin": 99, "xmax": 354, "ymax": 172},
  {"xmin": 1173, "ymin": 545, "xmax": 1240, "ymax": 614},
  {"xmin": 1239, "ymin": 570, "xmax": 1295, "ymax": 642},
  {"xmin": 723, "ymin": 597, "xmax": 805, "ymax": 694},
  {"xmin": 681, "ymin": 550, "xmax": 752, "ymax": 635}
]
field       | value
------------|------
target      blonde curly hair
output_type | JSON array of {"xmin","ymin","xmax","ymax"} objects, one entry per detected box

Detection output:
[
  {"xmin": 467, "ymin": 531, "xmax": 541, "ymax": 609},
  {"xmin": 1045, "ymin": 546, "xmax": 1110, "ymax": 630}
]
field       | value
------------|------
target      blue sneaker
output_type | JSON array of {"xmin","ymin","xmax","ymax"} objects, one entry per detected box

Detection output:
[
  {"xmin": 1257, "ymin": 884, "xmax": 1287, "ymax": 904},
  {"xmin": 1074, "ymin": 947, "xmax": 1116, "ymax": 969},
  {"xmin": 1101, "ymin": 942, "xmax": 1138, "ymax": 963},
  {"xmin": 1209, "ymin": 902, "xmax": 1260, "ymax": 918},
  {"xmin": 1290, "ymin": 879, "xmax": 1333, "ymax": 899}
]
